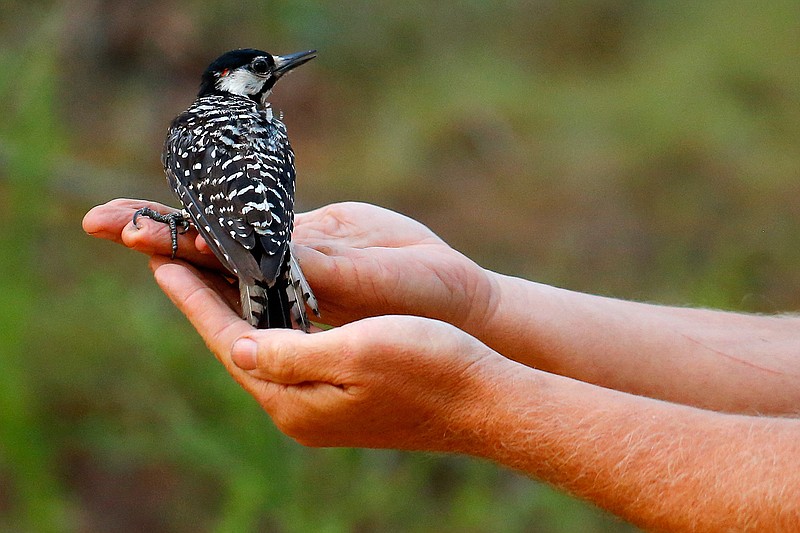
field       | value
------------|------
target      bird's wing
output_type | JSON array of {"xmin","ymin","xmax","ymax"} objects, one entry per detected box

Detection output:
[{"xmin": 163, "ymin": 113, "xmax": 295, "ymax": 285}]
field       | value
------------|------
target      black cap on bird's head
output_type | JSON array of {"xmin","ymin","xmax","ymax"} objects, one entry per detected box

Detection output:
[{"xmin": 198, "ymin": 47, "xmax": 317, "ymax": 103}]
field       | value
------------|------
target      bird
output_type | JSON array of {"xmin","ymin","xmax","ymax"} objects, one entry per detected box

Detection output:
[{"xmin": 133, "ymin": 47, "xmax": 319, "ymax": 332}]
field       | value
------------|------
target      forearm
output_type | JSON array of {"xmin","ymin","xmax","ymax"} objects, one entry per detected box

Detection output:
[
  {"xmin": 470, "ymin": 272, "xmax": 800, "ymax": 414},
  {"xmin": 459, "ymin": 364, "xmax": 800, "ymax": 531}
]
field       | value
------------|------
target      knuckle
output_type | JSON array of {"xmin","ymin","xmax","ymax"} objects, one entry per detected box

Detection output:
[
  {"xmin": 261, "ymin": 336, "xmax": 298, "ymax": 382},
  {"xmin": 336, "ymin": 326, "xmax": 365, "ymax": 369},
  {"xmin": 271, "ymin": 336, "xmax": 289, "ymax": 366}
]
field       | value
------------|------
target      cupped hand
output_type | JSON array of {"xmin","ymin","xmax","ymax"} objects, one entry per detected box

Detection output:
[
  {"xmin": 83, "ymin": 199, "xmax": 496, "ymax": 333},
  {"xmin": 292, "ymin": 202, "xmax": 496, "ymax": 331},
  {"xmin": 151, "ymin": 255, "xmax": 509, "ymax": 451}
]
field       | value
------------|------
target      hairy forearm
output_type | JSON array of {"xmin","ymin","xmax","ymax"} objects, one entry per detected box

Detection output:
[
  {"xmin": 459, "ymin": 365, "xmax": 800, "ymax": 531},
  {"xmin": 470, "ymin": 272, "xmax": 800, "ymax": 414}
]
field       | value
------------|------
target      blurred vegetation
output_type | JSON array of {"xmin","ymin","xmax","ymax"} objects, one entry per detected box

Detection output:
[{"xmin": 1, "ymin": 0, "xmax": 799, "ymax": 531}]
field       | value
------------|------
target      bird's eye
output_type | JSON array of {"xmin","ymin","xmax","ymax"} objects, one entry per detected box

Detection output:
[{"xmin": 251, "ymin": 58, "xmax": 270, "ymax": 75}]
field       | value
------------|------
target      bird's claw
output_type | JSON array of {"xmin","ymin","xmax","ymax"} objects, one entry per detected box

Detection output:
[{"xmin": 132, "ymin": 207, "xmax": 190, "ymax": 259}]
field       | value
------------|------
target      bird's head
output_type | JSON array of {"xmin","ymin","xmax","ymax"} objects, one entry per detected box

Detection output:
[{"xmin": 198, "ymin": 48, "xmax": 316, "ymax": 105}]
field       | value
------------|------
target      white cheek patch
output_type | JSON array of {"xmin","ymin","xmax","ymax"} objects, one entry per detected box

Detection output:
[{"xmin": 217, "ymin": 68, "xmax": 265, "ymax": 96}]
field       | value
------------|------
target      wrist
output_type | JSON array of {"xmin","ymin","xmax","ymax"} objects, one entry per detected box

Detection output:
[
  {"xmin": 454, "ymin": 262, "xmax": 503, "ymax": 338},
  {"xmin": 460, "ymin": 271, "xmax": 577, "ymax": 371},
  {"xmin": 458, "ymin": 268, "xmax": 536, "ymax": 362},
  {"xmin": 432, "ymin": 350, "xmax": 524, "ymax": 456}
]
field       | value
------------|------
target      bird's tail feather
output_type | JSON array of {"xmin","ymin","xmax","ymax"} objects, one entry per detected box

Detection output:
[
  {"xmin": 240, "ymin": 281, "xmax": 291, "ymax": 329},
  {"xmin": 287, "ymin": 253, "xmax": 319, "ymax": 333},
  {"xmin": 265, "ymin": 281, "xmax": 292, "ymax": 329},
  {"xmin": 239, "ymin": 252, "xmax": 318, "ymax": 332},
  {"xmin": 240, "ymin": 283, "xmax": 264, "ymax": 328}
]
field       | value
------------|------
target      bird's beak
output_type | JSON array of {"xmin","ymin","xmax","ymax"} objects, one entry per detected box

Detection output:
[{"xmin": 273, "ymin": 50, "xmax": 317, "ymax": 77}]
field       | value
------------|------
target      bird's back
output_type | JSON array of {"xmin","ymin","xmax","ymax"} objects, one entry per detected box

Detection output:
[{"xmin": 163, "ymin": 94, "xmax": 296, "ymax": 288}]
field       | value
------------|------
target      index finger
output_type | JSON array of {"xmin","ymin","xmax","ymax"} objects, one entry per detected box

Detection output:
[
  {"xmin": 83, "ymin": 198, "xmax": 170, "ymax": 244},
  {"xmin": 83, "ymin": 198, "xmax": 223, "ymax": 271},
  {"xmin": 294, "ymin": 202, "xmax": 439, "ymax": 249}
]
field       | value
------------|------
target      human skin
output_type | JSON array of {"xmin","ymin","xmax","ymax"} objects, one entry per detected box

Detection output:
[{"xmin": 83, "ymin": 199, "xmax": 800, "ymax": 531}]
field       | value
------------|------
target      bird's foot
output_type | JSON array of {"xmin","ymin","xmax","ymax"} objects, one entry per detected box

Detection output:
[{"xmin": 132, "ymin": 207, "xmax": 191, "ymax": 259}]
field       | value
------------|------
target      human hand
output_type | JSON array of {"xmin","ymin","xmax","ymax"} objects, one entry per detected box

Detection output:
[
  {"xmin": 82, "ymin": 198, "xmax": 225, "ymax": 272},
  {"xmin": 151, "ymin": 255, "xmax": 510, "ymax": 451},
  {"xmin": 292, "ymin": 202, "xmax": 496, "ymax": 331},
  {"xmin": 83, "ymin": 199, "xmax": 496, "ymax": 333}
]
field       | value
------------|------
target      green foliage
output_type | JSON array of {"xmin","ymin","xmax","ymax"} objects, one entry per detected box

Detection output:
[{"xmin": 1, "ymin": 0, "xmax": 798, "ymax": 530}]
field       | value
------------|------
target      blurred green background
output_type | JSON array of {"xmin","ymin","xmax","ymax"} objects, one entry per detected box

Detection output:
[{"xmin": 1, "ymin": 0, "xmax": 799, "ymax": 531}]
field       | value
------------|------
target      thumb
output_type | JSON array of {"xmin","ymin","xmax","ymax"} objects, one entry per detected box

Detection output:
[{"xmin": 230, "ymin": 328, "xmax": 347, "ymax": 386}]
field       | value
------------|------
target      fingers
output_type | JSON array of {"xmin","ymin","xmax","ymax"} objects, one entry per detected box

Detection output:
[
  {"xmin": 289, "ymin": 244, "xmax": 384, "ymax": 326},
  {"xmin": 83, "ymin": 198, "xmax": 171, "ymax": 244},
  {"xmin": 223, "ymin": 315, "xmax": 503, "ymax": 451},
  {"xmin": 123, "ymin": 213, "xmax": 200, "ymax": 256},
  {"xmin": 83, "ymin": 198, "xmax": 223, "ymax": 271},
  {"xmin": 230, "ymin": 315, "xmax": 427, "ymax": 388},
  {"xmin": 149, "ymin": 255, "xmax": 332, "ymax": 415},
  {"xmin": 180, "ymin": 258, "xmax": 241, "ymax": 311},
  {"xmin": 294, "ymin": 202, "xmax": 438, "ymax": 248},
  {"xmin": 231, "ymin": 327, "xmax": 345, "ymax": 385},
  {"xmin": 195, "ymin": 234, "xmax": 213, "ymax": 254},
  {"xmin": 229, "ymin": 316, "xmax": 427, "ymax": 386},
  {"xmin": 290, "ymin": 243, "xmax": 349, "ymax": 290},
  {"xmin": 229, "ymin": 315, "xmax": 491, "ymax": 393}
]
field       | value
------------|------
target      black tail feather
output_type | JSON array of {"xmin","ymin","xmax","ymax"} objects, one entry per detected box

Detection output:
[
  {"xmin": 240, "ymin": 280, "xmax": 291, "ymax": 329},
  {"xmin": 241, "ymin": 254, "xmax": 317, "ymax": 332},
  {"xmin": 261, "ymin": 281, "xmax": 292, "ymax": 329}
]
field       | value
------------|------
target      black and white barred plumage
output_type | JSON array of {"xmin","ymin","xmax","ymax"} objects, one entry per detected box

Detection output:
[{"xmin": 137, "ymin": 48, "xmax": 318, "ymax": 331}]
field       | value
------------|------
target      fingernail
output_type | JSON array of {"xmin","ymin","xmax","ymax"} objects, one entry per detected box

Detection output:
[{"xmin": 231, "ymin": 338, "xmax": 258, "ymax": 370}]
